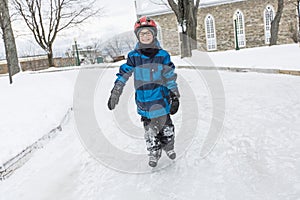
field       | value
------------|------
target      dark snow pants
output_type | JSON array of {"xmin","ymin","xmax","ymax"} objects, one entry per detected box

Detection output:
[{"xmin": 141, "ymin": 114, "xmax": 175, "ymax": 152}]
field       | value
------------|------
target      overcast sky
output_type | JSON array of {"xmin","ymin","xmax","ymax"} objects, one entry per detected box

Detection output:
[
  {"xmin": 0, "ymin": 0, "xmax": 138, "ymax": 58},
  {"xmin": 78, "ymin": 0, "xmax": 137, "ymax": 42},
  {"xmin": 51, "ymin": 0, "xmax": 138, "ymax": 55}
]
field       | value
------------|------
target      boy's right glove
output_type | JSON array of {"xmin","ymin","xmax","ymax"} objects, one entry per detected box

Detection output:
[
  {"xmin": 170, "ymin": 90, "xmax": 180, "ymax": 115},
  {"xmin": 107, "ymin": 82, "xmax": 124, "ymax": 110}
]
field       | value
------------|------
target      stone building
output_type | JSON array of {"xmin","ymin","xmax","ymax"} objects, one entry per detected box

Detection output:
[{"xmin": 135, "ymin": 0, "xmax": 299, "ymax": 55}]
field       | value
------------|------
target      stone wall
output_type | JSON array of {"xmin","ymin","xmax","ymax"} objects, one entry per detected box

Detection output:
[
  {"xmin": 152, "ymin": 0, "xmax": 298, "ymax": 54},
  {"xmin": 152, "ymin": 14, "xmax": 180, "ymax": 55},
  {"xmin": 0, "ymin": 63, "xmax": 8, "ymax": 74},
  {"xmin": 0, "ymin": 57, "xmax": 76, "ymax": 74}
]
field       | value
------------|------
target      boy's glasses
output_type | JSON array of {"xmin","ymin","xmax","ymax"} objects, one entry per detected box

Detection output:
[{"xmin": 139, "ymin": 31, "xmax": 152, "ymax": 37}]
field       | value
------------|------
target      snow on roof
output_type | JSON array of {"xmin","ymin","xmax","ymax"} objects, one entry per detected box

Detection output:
[
  {"xmin": 135, "ymin": 0, "xmax": 171, "ymax": 17},
  {"xmin": 135, "ymin": 0, "xmax": 246, "ymax": 17}
]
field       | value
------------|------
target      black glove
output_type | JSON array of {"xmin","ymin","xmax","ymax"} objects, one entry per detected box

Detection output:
[
  {"xmin": 169, "ymin": 90, "xmax": 180, "ymax": 115},
  {"xmin": 107, "ymin": 82, "xmax": 124, "ymax": 110}
]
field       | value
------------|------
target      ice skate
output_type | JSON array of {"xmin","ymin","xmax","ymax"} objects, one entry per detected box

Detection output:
[
  {"xmin": 148, "ymin": 149, "xmax": 162, "ymax": 167},
  {"xmin": 165, "ymin": 149, "xmax": 176, "ymax": 160}
]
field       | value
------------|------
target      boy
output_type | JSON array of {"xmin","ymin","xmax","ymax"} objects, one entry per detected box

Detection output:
[{"xmin": 107, "ymin": 16, "xmax": 180, "ymax": 167}]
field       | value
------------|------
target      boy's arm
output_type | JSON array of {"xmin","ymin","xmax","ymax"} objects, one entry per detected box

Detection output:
[
  {"xmin": 162, "ymin": 53, "xmax": 180, "ymax": 97},
  {"xmin": 115, "ymin": 62, "xmax": 134, "ymax": 85},
  {"xmin": 162, "ymin": 53, "xmax": 180, "ymax": 115},
  {"xmin": 108, "ymin": 56, "xmax": 135, "ymax": 110}
]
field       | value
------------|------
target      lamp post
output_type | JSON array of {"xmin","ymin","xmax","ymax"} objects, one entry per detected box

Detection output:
[
  {"xmin": 74, "ymin": 39, "xmax": 80, "ymax": 66},
  {"xmin": 233, "ymin": 15, "xmax": 240, "ymax": 50}
]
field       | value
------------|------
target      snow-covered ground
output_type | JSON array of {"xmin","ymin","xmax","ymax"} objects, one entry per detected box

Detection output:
[
  {"xmin": 0, "ymin": 44, "xmax": 300, "ymax": 199},
  {"xmin": 0, "ymin": 71, "xmax": 76, "ymax": 164},
  {"xmin": 172, "ymin": 44, "xmax": 300, "ymax": 70}
]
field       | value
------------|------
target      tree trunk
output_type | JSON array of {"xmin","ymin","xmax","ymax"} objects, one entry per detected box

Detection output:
[
  {"xmin": 0, "ymin": 0, "xmax": 20, "ymax": 83},
  {"xmin": 297, "ymin": 0, "xmax": 300, "ymax": 44},
  {"xmin": 167, "ymin": 0, "xmax": 199, "ymax": 57},
  {"xmin": 180, "ymin": 31, "xmax": 192, "ymax": 58},
  {"xmin": 188, "ymin": 20, "xmax": 197, "ymax": 50},
  {"xmin": 270, "ymin": 0, "xmax": 284, "ymax": 46},
  {"xmin": 186, "ymin": 0, "xmax": 198, "ymax": 50},
  {"xmin": 180, "ymin": 0, "xmax": 191, "ymax": 57},
  {"xmin": 47, "ymin": 47, "xmax": 55, "ymax": 67}
]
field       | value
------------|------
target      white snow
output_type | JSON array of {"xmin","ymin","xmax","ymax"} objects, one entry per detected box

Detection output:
[
  {"xmin": 170, "ymin": 44, "xmax": 300, "ymax": 70},
  {"xmin": 203, "ymin": 44, "xmax": 300, "ymax": 70},
  {"xmin": 0, "ymin": 44, "xmax": 300, "ymax": 199},
  {"xmin": 0, "ymin": 71, "xmax": 76, "ymax": 164}
]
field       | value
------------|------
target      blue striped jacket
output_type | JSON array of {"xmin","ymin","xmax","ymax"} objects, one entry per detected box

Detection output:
[{"xmin": 115, "ymin": 42, "xmax": 179, "ymax": 119}]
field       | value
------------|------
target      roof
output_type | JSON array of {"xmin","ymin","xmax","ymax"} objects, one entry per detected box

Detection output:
[{"xmin": 135, "ymin": 0, "xmax": 247, "ymax": 17}]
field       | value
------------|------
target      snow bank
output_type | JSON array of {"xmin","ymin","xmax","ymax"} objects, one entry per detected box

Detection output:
[{"xmin": 0, "ymin": 71, "xmax": 77, "ymax": 163}]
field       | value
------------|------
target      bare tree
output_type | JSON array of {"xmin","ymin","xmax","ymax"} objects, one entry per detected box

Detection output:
[
  {"xmin": 0, "ymin": 0, "xmax": 20, "ymax": 84},
  {"xmin": 123, "ymin": 32, "xmax": 137, "ymax": 51},
  {"xmin": 290, "ymin": 0, "xmax": 300, "ymax": 43},
  {"xmin": 13, "ymin": 0, "xmax": 102, "ymax": 67},
  {"xmin": 270, "ymin": 0, "xmax": 284, "ymax": 45},
  {"xmin": 149, "ymin": 0, "xmax": 200, "ymax": 57},
  {"xmin": 167, "ymin": 0, "xmax": 200, "ymax": 57},
  {"xmin": 102, "ymin": 32, "xmax": 136, "ymax": 61},
  {"xmin": 297, "ymin": 0, "xmax": 300, "ymax": 43},
  {"xmin": 90, "ymin": 38, "xmax": 103, "ymax": 53},
  {"xmin": 106, "ymin": 36, "xmax": 123, "ymax": 57}
]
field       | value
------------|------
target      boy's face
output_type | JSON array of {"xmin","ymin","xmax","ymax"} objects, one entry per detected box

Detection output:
[{"xmin": 138, "ymin": 28, "xmax": 154, "ymax": 44}]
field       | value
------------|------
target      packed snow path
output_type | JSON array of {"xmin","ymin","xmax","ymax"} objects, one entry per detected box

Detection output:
[{"xmin": 0, "ymin": 69, "xmax": 300, "ymax": 200}]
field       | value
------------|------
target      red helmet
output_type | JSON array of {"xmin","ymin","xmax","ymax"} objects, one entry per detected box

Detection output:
[{"xmin": 134, "ymin": 16, "xmax": 157, "ymax": 36}]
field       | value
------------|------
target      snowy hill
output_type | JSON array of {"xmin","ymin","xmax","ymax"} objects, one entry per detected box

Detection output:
[{"xmin": 0, "ymin": 44, "xmax": 300, "ymax": 199}]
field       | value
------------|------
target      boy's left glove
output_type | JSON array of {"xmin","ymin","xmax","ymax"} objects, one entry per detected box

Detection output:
[
  {"xmin": 107, "ymin": 82, "xmax": 124, "ymax": 110},
  {"xmin": 170, "ymin": 90, "xmax": 180, "ymax": 115}
]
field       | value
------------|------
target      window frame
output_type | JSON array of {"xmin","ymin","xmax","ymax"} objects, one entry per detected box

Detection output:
[
  {"xmin": 233, "ymin": 10, "xmax": 246, "ymax": 48},
  {"xmin": 205, "ymin": 14, "xmax": 217, "ymax": 51},
  {"xmin": 264, "ymin": 5, "xmax": 275, "ymax": 44}
]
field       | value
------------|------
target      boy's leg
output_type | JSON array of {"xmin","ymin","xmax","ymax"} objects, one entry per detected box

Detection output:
[
  {"xmin": 142, "ymin": 117, "xmax": 162, "ymax": 167},
  {"xmin": 158, "ymin": 115, "xmax": 176, "ymax": 160}
]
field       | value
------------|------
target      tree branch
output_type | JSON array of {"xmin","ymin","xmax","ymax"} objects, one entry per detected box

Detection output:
[
  {"xmin": 167, "ymin": 0, "xmax": 180, "ymax": 21},
  {"xmin": 13, "ymin": 0, "xmax": 103, "ymax": 67},
  {"xmin": 194, "ymin": 0, "xmax": 200, "ymax": 16}
]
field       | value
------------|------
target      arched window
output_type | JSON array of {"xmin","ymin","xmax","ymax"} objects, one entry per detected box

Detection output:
[
  {"xmin": 205, "ymin": 14, "xmax": 217, "ymax": 51},
  {"xmin": 298, "ymin": 1, "xmax": 300, "ymax": 17},
  {"xmin": 298, "ymin": 1, "xmax": 300, "ymax": 32},
  {"xmin": 264, "ymin": 5, "xmax": 275, "ymax": 44},
  {"xmin": 233, "ymin": 10, "xmax": 246, "ymax": 48}
]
